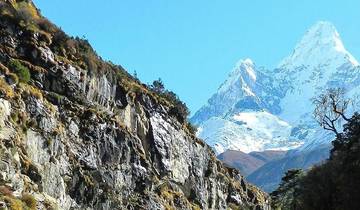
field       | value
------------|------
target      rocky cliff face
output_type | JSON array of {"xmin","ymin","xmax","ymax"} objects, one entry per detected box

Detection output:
[{"xmin": 0, "ymin": 1, "xmax": 269, "ymax": 209}]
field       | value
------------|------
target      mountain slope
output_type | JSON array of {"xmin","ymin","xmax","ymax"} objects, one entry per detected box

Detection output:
[
  {"xmin": 192, "ymin": 58, "xmax": 282, "ymax": 126},
  {"xmin": 0, "ymin": 1, "xmax": 269, "ymax": 209},
  {"xmin": 198, "ymin": 111, "xmax": 298, "ymax": 154},
  {"xmin": 218, "ymin": 150, "xmax": 265, "ymax": 176},
  {"xmin": 247, "ymin": 144, "xmax": 330, "ymax": 192},
  {"xmin": 218, "ymin": 150, "xmax": 286, "ymax": 176}
]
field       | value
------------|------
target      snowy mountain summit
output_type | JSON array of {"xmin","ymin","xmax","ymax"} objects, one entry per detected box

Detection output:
[
  {"xmin": 279, "ymin": 21, "xmax": 358, "ymax": 69},
  {"xmin": 191, "ymin": 21, "xmax": 360, "ymax": 155}
]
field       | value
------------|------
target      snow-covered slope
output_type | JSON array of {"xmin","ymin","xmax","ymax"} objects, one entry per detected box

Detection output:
[
  {"xmin": 191, "ymin": 58, "xmax": 282, "ymax": 126},
  {"xmin": 276, "ymin": 21, "xmax": 359, "ymax": 124},
  {"xmin": 197, "ymin": 111, "xmax": 299, "ymax": 154},
  {"xmin": 191, "ymin": 21, "xmax": 360, "ymax": 155}
]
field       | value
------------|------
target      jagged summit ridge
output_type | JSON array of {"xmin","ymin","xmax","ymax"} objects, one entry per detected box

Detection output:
[
  {"xmin": 218, "ymin": 58, "xmax": 257, "ymax": 94},
  {"xmin": 279, "ymin": 21, "xmax": 359, "ymax": 69},
  {"xmin": 191, "ymin": 58, "xmax": 261, "ymax": 125}
]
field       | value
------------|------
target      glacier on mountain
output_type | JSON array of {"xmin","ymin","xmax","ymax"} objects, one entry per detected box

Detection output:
[
  {"xmin": 191, "ymin": 21, "xmax": 360, "ymax": 155},
  {"xmin": 197, "ymin": 111, "xmax": 301, "ymax": 154}
]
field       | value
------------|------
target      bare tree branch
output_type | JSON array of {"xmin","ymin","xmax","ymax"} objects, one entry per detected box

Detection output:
[{"xmin": 313, "ymin": 88, "xmax": 351, "ymax": 136}]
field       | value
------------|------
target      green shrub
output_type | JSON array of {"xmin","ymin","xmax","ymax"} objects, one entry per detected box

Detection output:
[
  {"xmin": 186, "ymin": 122, "xmax": 198, "ymax": 135},
  {"xmin": 15, "ymin": 2, "xmax": 39, "ymax": 20},
  {"xmin": 10, "ymin": 112, "xmax": 18, "ymax": 123},
  {"xmin": 8, "ymin": 60, "xmax": 30, "ymax": 83},
  {"xmin": 150, "ymin": 78, "xmax": 165, "ymax": 93},
  {"xmin": 150, "ymin": 79, "xmax": 190, "ymax": 123},
  {"xmin": 36, "ymin": 18, "xmax": 56, "ymax": 33},
  {"xmin": 51, "ymin": 30, "xmax": 69, "ymax": 54},
  {"xmin": 270, "ymin": 169, "xmax": 304, "ymax": 210},
  {"xmin": 0, "ymin": 2, "xmax": 14, "ymax": 18},
  {"xmin": 168, "ymin": 101, "xmax": 189, "ymax": 124}
]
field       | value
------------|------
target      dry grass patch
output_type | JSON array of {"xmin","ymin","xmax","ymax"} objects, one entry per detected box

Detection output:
[
  {"xmin": 19, "ymin": 83, "xmax": 43, "ymax": 100},
  {"xmin": 21, "ymin": 193, "xmax": 36, "ymax": 210},
  {"xmin": 0, "ymin": 77, "xmax": 14, "ymax": 99}
]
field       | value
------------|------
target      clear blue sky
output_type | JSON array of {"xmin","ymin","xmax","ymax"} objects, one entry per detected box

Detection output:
[{"xmin": 33, "ymin": 0, "xmax": 360, "ymax": 115}]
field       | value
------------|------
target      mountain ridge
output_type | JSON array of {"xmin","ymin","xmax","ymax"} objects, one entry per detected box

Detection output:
[
  {"xmin": 192, "ymin": 20, "xmax": 360, "ymax": 193},
  {"xmin": 191, "ymin": 20, "xmax": 360, "ymax": 155},
  {"xmin": 218, "ymin": 150, "xmax": 287, "ymax": 176}
]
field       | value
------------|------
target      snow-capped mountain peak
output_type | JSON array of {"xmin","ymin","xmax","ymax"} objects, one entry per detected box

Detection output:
[
  {"xmin": 279, "ymin": 21, "xmax": 359, "ymax": 69},
  {"xmin": 190, "ymin": 58, "xmax": 263, "ymax": 125},
  {"xmin": 218, "ymin": 58, "xmax": 257, "ymax": 93},
  {"xmin": 192, "ymin": 21, "xmax": 360, "ymax": 155}
]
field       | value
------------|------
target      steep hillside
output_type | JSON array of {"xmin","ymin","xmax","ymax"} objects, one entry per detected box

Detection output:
[
  {"xmin": 218, "ymin": 150, "xmax": 264, "ymax": 177},
  {"xmin": 0, "ymin": 1, "xmax": 270, "ymax": 209},
  {"xmin": 247, "ymin": 145, "xmax": 330, "ymax": 192},
  {"xmin": 218, "ymin": 150, "xmax": 286, "ymax": 176},
  {"xmin": 248, "ymin": 151, "xmax": 287, "ymax": 163}
]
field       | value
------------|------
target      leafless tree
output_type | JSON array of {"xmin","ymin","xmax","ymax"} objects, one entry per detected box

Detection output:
[{"xmin": 313, "ymin": 88, "xmax": 351, "ymax": 136}]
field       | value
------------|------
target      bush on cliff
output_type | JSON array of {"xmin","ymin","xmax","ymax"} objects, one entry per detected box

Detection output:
[
  {"xmin": 8, "ymin": 59, "xmax": 30, "ymax": 83},
  {"xmin": 150, "ymin": 78, "xmax": 190, "ymax": 124}
]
